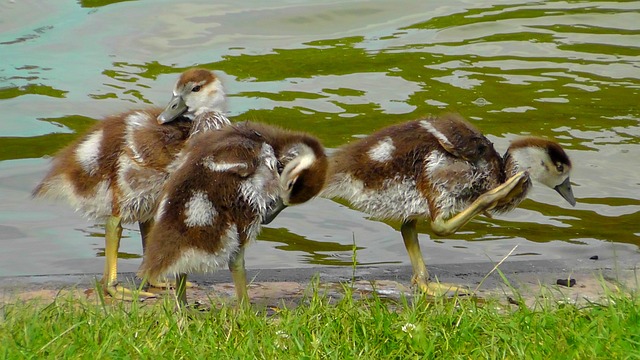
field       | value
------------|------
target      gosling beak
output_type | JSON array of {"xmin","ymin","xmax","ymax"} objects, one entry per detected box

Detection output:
[
  {"xmin": 262, "ymin": 197, "xmax": 288, "ymax": 225},
  {"xmin": 157, "ymin": 94, "xmax": 188, "ymax": 124},
  {"xmin": 554, "ymin": 177, "xmax": 576, "ymax": 206}
]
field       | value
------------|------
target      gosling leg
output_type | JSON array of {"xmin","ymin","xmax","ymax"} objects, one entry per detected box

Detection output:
[
  {"xmin": 431, "ymin": 171, "xmax": 528, "ymax": 236},
  {"xmin": 175, "ymin": 273, "xmax": 189, "ymax": 306},
  {"xmin": 401, "ymin": 219, "xmax": 467, "ymax": 296},
  {"xmin": 102, "ymin": 215, "xmax": 156, "ymax": 300},
  {"xmin": 139, "ymin": 219, "xmax": 153, "ymax": 253},
  {"xmin": 228, "ymin": 246, "xmax": 249, "ymax": 307}
]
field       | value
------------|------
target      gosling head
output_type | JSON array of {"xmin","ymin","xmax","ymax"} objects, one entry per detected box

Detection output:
[
  {"xmin": 157, "ymin": 68, "xmax": 226, "ymax": 124},
  {"xmin": 263, "ymin": 140, "xmax": 328, "ymax": 224},
  {"xmin": 507, "ymin": 137, "xmax": 576, "ymax": 206}
]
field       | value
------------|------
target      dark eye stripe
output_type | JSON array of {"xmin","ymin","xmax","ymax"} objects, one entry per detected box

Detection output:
[{"xmin": 192, "ymin": 85, "xmax": 202, "ymax": 92}]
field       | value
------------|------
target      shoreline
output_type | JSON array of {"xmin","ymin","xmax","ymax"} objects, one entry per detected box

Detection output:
[{"xmin": 2, "ymin": 257, "xmax": 637, "ymax": 307}]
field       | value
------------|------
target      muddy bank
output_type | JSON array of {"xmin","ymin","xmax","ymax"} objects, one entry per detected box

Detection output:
[{"xmin": 1, "ymin": 257, "xmax": 637, "ymax": 308}]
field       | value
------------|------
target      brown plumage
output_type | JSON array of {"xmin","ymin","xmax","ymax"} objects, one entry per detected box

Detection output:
[
  {"xmin": 32, "ymin": 68, "xmax": 230, "ymax": 299},
  {"xmin": 138, "ymin": 121, "xmax": 328, "ymax": 304},
  {"xmin": 34, "ymin": 112, "xmax": 193, "ymax": 220},
  {"xmin": 322, "ymin": 113, "xmax": 575, "ymax": 295}
]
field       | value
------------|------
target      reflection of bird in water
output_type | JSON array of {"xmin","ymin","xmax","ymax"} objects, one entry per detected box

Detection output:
[
  {"xmin": 138, "ymin": 121, "xmax": 328, "ymax": 305},
  {"xmin": 322, "ymin": 113, "xmax": 576, "ymax": 295},
  {"xmin": 259, "ymin": 227, "xmax": 364, "ymax": 266},
  {"xmin": 33, "ymin": 68, "xmax": 230, "ymax": 299}
]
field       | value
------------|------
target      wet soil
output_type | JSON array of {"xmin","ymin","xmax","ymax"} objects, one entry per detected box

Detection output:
[{"xmin": 2, "ymin": 258, "xmax": 637, "ymax": 309}]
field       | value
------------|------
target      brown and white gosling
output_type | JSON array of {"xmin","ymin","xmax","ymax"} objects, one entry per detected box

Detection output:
[
  {"xmin": 321, "ymin": 113, "xmax": 576, "ymax": 295},
  {"xmin": 33, "ymin": 69, "xmax": 230, "ymax": 299},
  {"xmin": 138, "ymin": 121, "xmax": 328, "ymax": 305}
]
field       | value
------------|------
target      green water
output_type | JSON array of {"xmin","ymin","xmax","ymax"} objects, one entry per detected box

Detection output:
[{"xmin": 1, "ymin": 0, "xmax": 638, "ymax": 276}]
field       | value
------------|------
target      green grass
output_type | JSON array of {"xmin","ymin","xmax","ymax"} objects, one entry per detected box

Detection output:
[{"xmin": 1, "ymin": 282, "xmax": 639, "ymax": 360}]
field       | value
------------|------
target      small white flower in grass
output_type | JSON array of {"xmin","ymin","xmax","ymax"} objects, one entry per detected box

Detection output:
[
  {"xmin": 402, "ymin": 322, "xmax": 416, "ymax": 337},
  {"xmin": 275, "ymin": 330, "xmax": 290, "ymax": 350},
  {"xmin": 557, "ymin": 297, "xmax": 573, "ymax": 305}
]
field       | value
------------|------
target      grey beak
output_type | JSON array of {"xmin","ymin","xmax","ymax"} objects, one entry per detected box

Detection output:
[
  {"xmin": 262, "ymin": 197, "xmax": 288, "ymax": 225},
  {"xmin": 157, "ymin": 94, "xmax": 188, "ymax": 124},
  {"xmin": 554, "ymin": 177, "xmax": 576, "ymax": 206}
]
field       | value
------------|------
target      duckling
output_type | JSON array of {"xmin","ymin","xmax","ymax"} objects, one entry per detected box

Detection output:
[
  {"xmin": 138, "ymin": 121, "xmax": 328, "ymax": 305},
  {"xmin": 321, "ymin": 113, "xmax": 576, "ymax": 295},
  {"xmin": 33, "ymin": 68, "xmax": 230, "ymax": 300}
]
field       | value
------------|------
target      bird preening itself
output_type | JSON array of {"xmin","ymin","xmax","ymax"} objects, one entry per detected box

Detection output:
[
  {"xmin": 322, "ymin": 113, "xmax": 576, "ymax": 295},
  {"xmin": 138, "ymin": 121, "xmax": 328, "ymax": 305},
  {"xmin": 32, "ymin": 68, "xmax": 230, "ymax": 300},
  {"xmin": 33, "ymin": 69, "xmax": 575, "ymax": 304}
]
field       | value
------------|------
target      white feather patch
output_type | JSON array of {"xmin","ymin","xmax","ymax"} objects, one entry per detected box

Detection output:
[
  {"xmin": 184, "ymin": 191, "xmax": 217, "ymax": 227},
  {"xmin": 203, "ymin": 156, "xmax": 248, "ymax": 173},
  {"xmin": 154, "ymin": 195, "xmax": 169, "ymax": 222},
  {"xmin": 260, "ymin": 143, "xmax": 278, "ymax": 172},
  {"xmin": 116, "ymin": 154, "xmax": 168, "ymax": 223},
  {"xmin": 239, "ymin": 143, "xmax": 279, "ymax": 214},
  {"xmin": 420, "ymin": 120, "xmax": 453, "ymax": 148},
  {"xmin": 162, "ymin": 224, "xmax": 240, "ymax": 275},
  {"xmin": 367, "ymin": 137, "xmax": 395, "ymax": 163},
  {"xmin": 322, "ymin": 173, "xmax": 430, "ymax": 221},
  {"xmin": 36, "ymin": 175, "xmax": 113, "ymax": 220},
  {"xmin": 424, "ymin": 150, "xmax": 447, "ymax": 175},
  {"xmin": 190, "ymin": 111, "xmax": 231, "ymax": 136},
  {"xmin": 75, "ymin": 130, "xmax": 103, "ymax": 176},
  {"xmin": 124, "ymin": 112, "xmax": 150, "ymax": 163}
]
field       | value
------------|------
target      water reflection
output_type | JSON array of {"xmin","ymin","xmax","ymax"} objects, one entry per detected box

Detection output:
[
  {"xmin": 0, "ymin": 0, "xmax": 638, "ymax": 276},
  {"xmin": 259, "ymin": 227, "xmax": 366, "ymax": 266},
  {"xmin": 0, "ymin": 84, "xmax": 66, "ymax": 100},
  {"xmin": 0, "ymin": 26, "xmax": 54, "ymax": 46},
  {"xmin": 78, "ymin": 0, "xmax": 138, "ymax": 8},
  {"xmin": 0, "ymin": 116, "xmax": 97, "ymax": 161}
]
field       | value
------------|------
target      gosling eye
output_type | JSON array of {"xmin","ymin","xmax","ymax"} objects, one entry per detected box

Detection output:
[
  {"xmin": 192, "ymin": 85, "xmax": 202, "ymax": 92},
  {"xmin": 556, "ymin": 163, "xmax": 564, "ymax": 172}
]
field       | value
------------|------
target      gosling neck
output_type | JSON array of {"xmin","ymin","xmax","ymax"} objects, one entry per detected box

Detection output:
[{"xmin": 189, "ymin": 110, "xmax": 231, "ymax": 137}]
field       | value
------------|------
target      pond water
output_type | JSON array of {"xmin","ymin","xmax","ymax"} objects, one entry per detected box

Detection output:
[{"xmin": 1, "ymin": 0, "xmax": 638, "ymax": 277}]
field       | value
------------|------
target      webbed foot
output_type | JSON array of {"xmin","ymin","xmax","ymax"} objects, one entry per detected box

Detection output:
[
  {"xmin": 105, "ymin": 284, "xmax": 157, "ymax": 301},
  {"xmin": 484, "ymin": 171, "xmax": 528, "ymax": 209},
  {"xmin": 148, "ymin": 277, "xmax": 195, "ymax": 290},
  {"xmin": 414, "ymin": 276, "xmax": 470, "ymax": 297}
]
